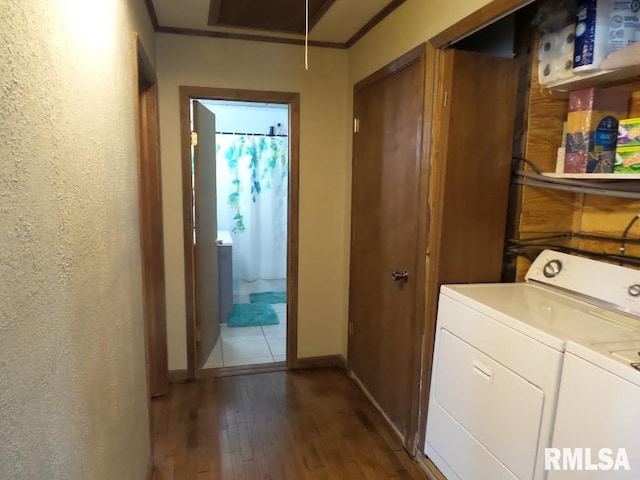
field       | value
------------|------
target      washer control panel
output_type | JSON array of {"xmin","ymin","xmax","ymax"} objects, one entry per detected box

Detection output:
[
  {"xmin": 629, "ymin": 285, "xmax": 640, "ymax": 298},
  {"xmin": 526, "ymin": 250, "xmax": 640, "ymax": 316},
  {"xmin": 543, "ymin": 259, "xmax": 563, "ymax": 278}
]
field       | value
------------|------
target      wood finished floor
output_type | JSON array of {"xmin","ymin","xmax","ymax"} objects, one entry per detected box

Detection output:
[{"xmin": 151, "ymin": 368, "xmax": 427, "ymax": 480}]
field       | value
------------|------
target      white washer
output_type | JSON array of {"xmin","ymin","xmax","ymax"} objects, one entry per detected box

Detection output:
[
  {"xmin": 548, "ymin": 339, "xmax": 640, "ymax": 479},
  {"xmin": 424, "ymin": 250, "xmax": 640, "ymax": 480}
]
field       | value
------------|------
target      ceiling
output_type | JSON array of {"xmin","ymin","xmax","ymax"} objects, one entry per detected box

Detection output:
[{"xmin": 150, "ymin": 0, "xmax": 401, "ymax": 47}]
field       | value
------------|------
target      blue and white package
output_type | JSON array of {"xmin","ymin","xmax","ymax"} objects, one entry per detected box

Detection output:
[
  {"xmin": 574, "ymin": 0, "xmax": 611, "ymax": 72},
  {"xmin": 609, "ymin": 0, "xmax": 640, "ymax": 53},
  {"xmin": 574, "ymin": 0, "xmax": 640, "ymax": 72}
]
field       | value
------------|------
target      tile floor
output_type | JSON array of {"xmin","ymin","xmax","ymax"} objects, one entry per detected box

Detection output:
[{"xmin": 202, "ymin": 303, "xmax": 287, "ymax": 369}]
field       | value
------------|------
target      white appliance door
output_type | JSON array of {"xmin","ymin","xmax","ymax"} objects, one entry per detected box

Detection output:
[
  {"xmin": 428, "ymin": 329, "xmax": 545, "ymax": 479},
  {"xmin": 549, "ymin": 353, "xmax": 640, "ymax": 479}
]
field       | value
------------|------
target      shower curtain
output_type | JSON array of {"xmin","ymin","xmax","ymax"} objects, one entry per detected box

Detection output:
[{"xmin": 216, "ymin": 134, "xmax": 288, "ymax": 282}]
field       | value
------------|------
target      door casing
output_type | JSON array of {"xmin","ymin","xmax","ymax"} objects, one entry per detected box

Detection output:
[
  {"xmin": 179, "ymin": 86, "xmax": 300, "ymax": 379},
  {"xmin": 134, "ymin": 34, "xmax": 169, "ymax": 398}
]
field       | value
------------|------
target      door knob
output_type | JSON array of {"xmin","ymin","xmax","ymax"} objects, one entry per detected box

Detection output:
[{"xmin": 391, "ymin": 270, "xmax": 409, "ymax": 282}]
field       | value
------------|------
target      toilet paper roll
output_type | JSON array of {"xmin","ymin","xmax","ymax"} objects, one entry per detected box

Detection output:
[
  {"xmin": 557, "ymin": 59, "xmax": 575, "ymax": 79},
  {"xmin": 540, "ymin": 57, "xmax": 574, "ymax": 85},
  {"xmin": 539, "ymin": 32, "xmax": 558, "ymax": 61},
  {"xmin": 538, "ymin": 24, "xmax": 576, "ymax": 84},
  {"xmin": 559, "ymin": 24, "xmax": 576, "ymax": 54},
  {"xmin": 538, "ymin": 60, "xmax": 557, "ymax": 85},
  {"xmin": 554, "ymin": 48, "xmax": 575, "ymax": 80}
]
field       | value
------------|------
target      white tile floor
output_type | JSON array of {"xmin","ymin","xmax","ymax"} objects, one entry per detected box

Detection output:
[{"xmin": 202, "ymin": 303, "xmax": 287, "ymax": 369}]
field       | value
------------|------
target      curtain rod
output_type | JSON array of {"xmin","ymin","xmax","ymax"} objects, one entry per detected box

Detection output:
[{"xmin": 215, "ymin": 131, "xmax": 288, "ymax": 137}]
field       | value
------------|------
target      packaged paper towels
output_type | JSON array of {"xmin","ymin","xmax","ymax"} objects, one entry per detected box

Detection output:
[
  {"xmin": 538, "ymin": 25, "xmax": 576, "ymax": 85},
  {"xmin": 574, "ymin": 0, "xmax": 640, "ymax": 72}
]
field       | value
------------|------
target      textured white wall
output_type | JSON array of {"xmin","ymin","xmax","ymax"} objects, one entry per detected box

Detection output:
[{"xmin": 0, "ymin": 1, "xmax": 155, "ymax": 478}]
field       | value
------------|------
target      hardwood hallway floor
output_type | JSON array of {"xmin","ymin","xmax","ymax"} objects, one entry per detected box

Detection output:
[{"xmin": 151, "ymin": 368, "xmax": 428, "ymax": 480}]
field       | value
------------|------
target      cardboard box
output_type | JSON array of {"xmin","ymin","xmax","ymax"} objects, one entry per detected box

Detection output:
[
  {"xmin": 568, "ymin": 87, "xmax": 629, "ymax": 113},
  {"xmin": 566, "ymin": 129, "xmax": 617, "ymax": 153},
  {"xmin": 617, "ymin": 118, "xmax": 640, "ymax": 148},
  {"xmin": 565, "ymin": 151, "xmax": 615, "ymax": 173},
  {"xmin": 630, "ymin": 91, "xmax": 640, "ymax": 117},
  {"xmin": 615, "ymin": 146, "xmax": 640, "ymax": 173},
  {"xmin": 564, "ymin": 115, "xmax": 618, "ymax": 173},
  {"xmin": 567, "ymin": 110, "xmax": 625, "ymax": 133},
  {"xmin": 565, "ymin": 152, "xmax": 589, "ymax": 173},
  {"xmin": 564, "ymin": 88, "xmax": 628, "ymax": 174}
]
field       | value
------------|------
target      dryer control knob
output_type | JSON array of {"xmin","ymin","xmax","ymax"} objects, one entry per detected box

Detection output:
[
  {"xmin": 543, "ymin": 259, "xmax": 563, "ymax": 278},
  {"xmin": 628, "ymin": 284, "xmax": 640, "ymax": 297}
]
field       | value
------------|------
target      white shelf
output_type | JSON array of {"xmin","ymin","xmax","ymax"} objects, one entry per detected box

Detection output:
[
  {"xmin": 546, "ymin": 64, "xmax": 640, "ymax": 93},
  {"xmin": 543, "ymin": 172, "xmax": 640, "ymax": 180}
]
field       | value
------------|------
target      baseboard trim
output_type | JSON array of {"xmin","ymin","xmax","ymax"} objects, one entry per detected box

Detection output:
[
  {"xmin": 169, "ymin": 355, "xmax": 347, "ymax": 381},
  {"xmin": 198, "ymin": 362, "xmax": 287, "ymax": 379},
  {"xmin": 290, "ymin": 354, "xmax": 346, "ymax": 370},
  {"xmin": 147, "ymin": 454, "xmax": 154, "ymax": 480},
  {"xmin": 349, "ymin": 371, "xmax": 405, "ymax": 443},
  {"xmin": 416, "ymin": 452, "xmax": 446, "ymax": 480},
  {"xmin": 167, "ymin": 369, "xmax": 190, "ymax": 383}
]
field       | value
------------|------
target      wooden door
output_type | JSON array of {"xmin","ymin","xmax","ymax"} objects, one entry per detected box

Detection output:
[
  {"xmin": 349, "ymin": 47, "xmax": 426, "ymax": 443},
  {"xmin": 419, "ymin": 48, "xmax": 519, "ymax": 452},
  {"xmin": 193, "ymin": 101, "xmax": 220, "ymax": 368},
  {"xmin": 432, "ymin": 49, "xmax": 520, "ymax": 286}
]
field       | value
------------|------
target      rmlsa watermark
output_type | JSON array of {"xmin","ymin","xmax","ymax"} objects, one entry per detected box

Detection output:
[{"xmin": 545, "ymin": 448, "xmax": 630, "ymax": 471}]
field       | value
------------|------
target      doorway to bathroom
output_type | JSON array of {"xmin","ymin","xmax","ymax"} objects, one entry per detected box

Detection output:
[{"xmin": 179, "ymin": 87, "xmax": 300, "ymax": 379}]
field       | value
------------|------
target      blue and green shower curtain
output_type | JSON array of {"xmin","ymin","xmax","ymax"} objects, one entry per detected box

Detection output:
[{"xmin": 216, "ymin": 134, "xmax": 288, "ymax": 282}]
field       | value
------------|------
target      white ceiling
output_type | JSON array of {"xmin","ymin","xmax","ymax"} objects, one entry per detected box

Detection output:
[{"xmin": 152, "ymin": 0, "xmax": 395, "ymax": 44}]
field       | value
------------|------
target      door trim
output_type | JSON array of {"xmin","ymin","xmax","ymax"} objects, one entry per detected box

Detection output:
[
  {"xmin": 179, "ymin": 86, "xmax": 300, "ymax": 379},
  {"xmin": 429, "ymin": 0, "xmax": 534, "ymax": 49},
  {"xmin": 348, "ymin": 43, "xmax": 429, "ymax": 454},
  {"xmin": 133, "ymin": 34, "xmax": 169, "ymax": 398}
]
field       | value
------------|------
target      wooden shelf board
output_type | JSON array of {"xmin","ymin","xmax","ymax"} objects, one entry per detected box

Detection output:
[
  {"xmin": 546, "ymin": 64, "xmax": 640, "ymax": 93},
  {"xmin": 543, "ymin": 172, "xmax": 640, "ymax": 180}
]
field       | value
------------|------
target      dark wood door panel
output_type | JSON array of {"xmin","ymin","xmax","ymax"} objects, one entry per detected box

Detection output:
[
  {"xmin": 437, "ymin": 50, "xmax": 519, "ymax": 285},
  {"xmin": 417, "ymin": 48, "xmax": 520, "ymax": 453},
  {"xmin": 349, "ymin": 50, "xmax": 425, "ymax": 442}
]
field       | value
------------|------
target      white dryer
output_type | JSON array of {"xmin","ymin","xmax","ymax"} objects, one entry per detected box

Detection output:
[{"xmin": 424, "ymin": 250, "xmax": 640, "ymax": 480}]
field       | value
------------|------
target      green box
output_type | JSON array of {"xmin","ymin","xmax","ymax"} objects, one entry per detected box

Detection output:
[
  {"xmin": 614, "ymin": 146, "xmax": 640, "ymax": 173},
  {"xmin": 617, "ymin": 118, "xmax": 640, "ymax": 148}
]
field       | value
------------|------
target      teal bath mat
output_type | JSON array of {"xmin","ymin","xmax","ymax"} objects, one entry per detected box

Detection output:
[
  {"xmin": 228, "ymin": 303, "xmax": 279, "ymax": 327},
  {"xmin": 249, "ymin": 291, "xmax": 287, "ymax": 304}
]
